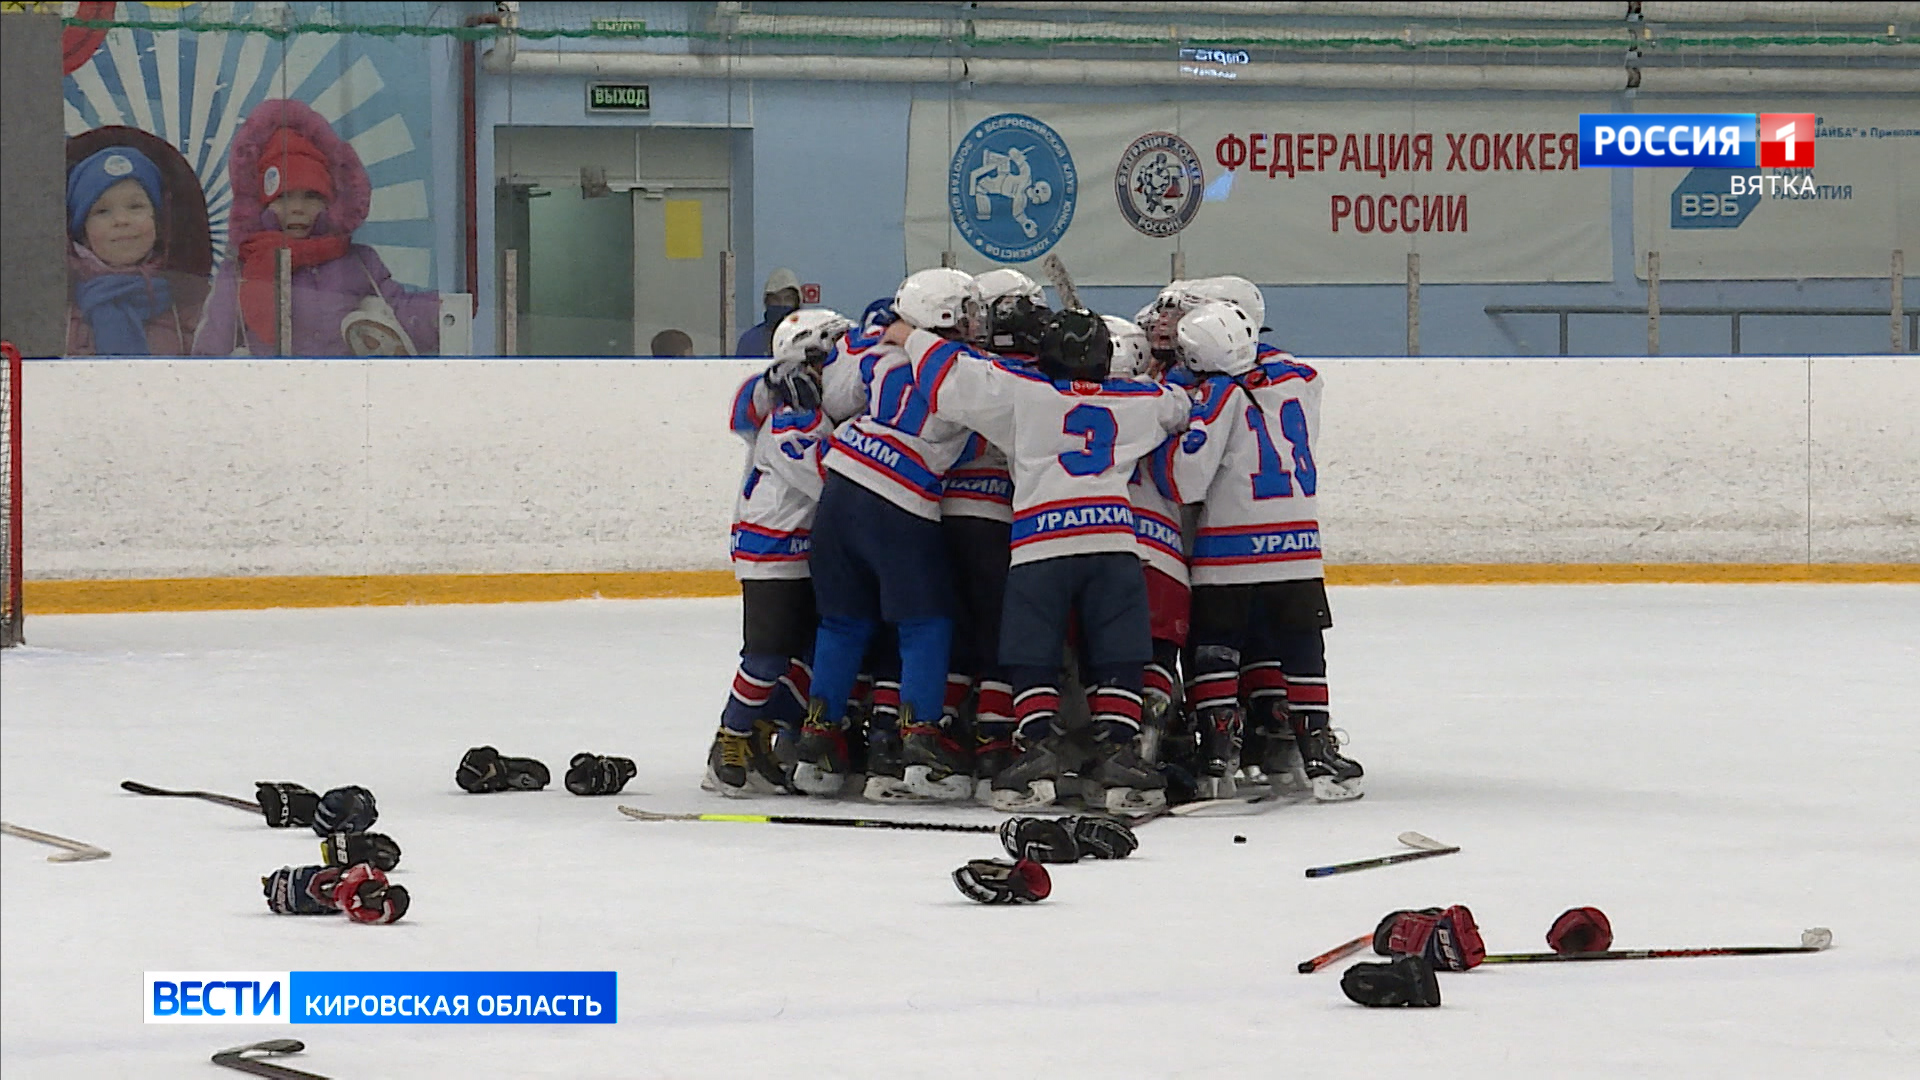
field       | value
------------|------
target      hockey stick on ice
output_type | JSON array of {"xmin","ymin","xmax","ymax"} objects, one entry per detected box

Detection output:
[
  {"xmin": 1480, "ymin": 927, "xmax": 1833, "ymax": 965},
  {"xmin": 120, "ymin": 779, "xmax": 259, "ymax": 813},
  {"xmin": 1039, "ymin": 253, "xmax": 1083, "ymax": 312},
  {"xmin": 213, "ymin": 1039, "xmax": 330, "ymax": 1079},
  {"xmin": 0, "ymin": 821, "xmax": 110, "ymax": 862},
  {"xmin": 1304, "ymin": 831, "xmax": 1460, "ymax": 878},
  {"xmin": 1297, "ymin": 933, "xmax": 1373, "ymax": 974},
  {"xmin": 619, "ymin": 804, "xmax": 998, "ymax": 834}
]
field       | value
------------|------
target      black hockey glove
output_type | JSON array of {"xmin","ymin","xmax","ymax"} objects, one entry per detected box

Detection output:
[
  {"xmin": 998, "ymin": 817, "xmax": 1079, "ymax": 864},
  {"xmin": 1341, "ymin": 956, "xmax": 1442, "ymax": 1008},
  {"xmin": 764, "ymin": 357, "xmax": 823, "ymax": 412},
  {"xmin": 256, "ymin": 782, "xmax": 319, "ymax": 829},
  {"xmin": 320, "ymin": 830, "xmax": 402, "ymax": 872},
  {"xmin": 456, "ymin": 746, "xmax": 551, "ymax": 793},
  {"xmin": 263, "ymin": 864, "xmax": 345, "ymax": 915},
  {"xmin": 565, "ymin": 752, "xmax": 637, "ymax": 796},
  {"xmin": 311, "ymin": 785, "xmax": 378, "ymax": 837},
  {"xmin": 952, "ymin": 858, "xmax": 1051, "ymax": 905},
  {"xmin": 1060, "ymin": 815, "xmax": 1138, "ymax": 860}
]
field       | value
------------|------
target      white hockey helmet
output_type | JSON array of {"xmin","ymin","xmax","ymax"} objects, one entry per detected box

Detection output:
[
  {"xmin": 772, "ymin": 307, "xmax": 853, "ymax": 364},
  {"xmin": 1176, "ymin": 300, "xmax": 1259, "ymax": 376},
  {"xmin": 893, "ymin": 267, "xmax": 983, "ymax": 339},
  {"xmin": 1136, "ymin": 279, "xmax": 1201, "ymax": 348},
  {"xmin": 974, "ymin": 267, "xmax": 1044, "ymax": 305},
  {"xmin": 1186, "ymin": 275, "xmax": 1267, "ymax": 332},
  {"xmin": 1102, "ymin": 315, "xmax": 1153, "ymax": 378}
]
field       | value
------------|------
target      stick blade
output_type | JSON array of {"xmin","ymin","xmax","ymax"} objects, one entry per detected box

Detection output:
[
  {"xmin": 48, "ymin": 847, "xmax": 110, "ymax": 863},
  {"xmin": 617, "ymin": 805, "xmax": 692, "ymax": 822},
  {"xmin": 1802, "ymin": 927, "xmax": 1833, "ymax": 950},
  {"xmin": 1397, "ymin": 831, "xmax": 1455, "ymax": 851}
]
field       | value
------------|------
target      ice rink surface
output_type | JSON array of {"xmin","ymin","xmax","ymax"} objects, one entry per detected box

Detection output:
[{"xmin": 2, "ymin": 584, "xmax": 1917, "ymax": 1078}]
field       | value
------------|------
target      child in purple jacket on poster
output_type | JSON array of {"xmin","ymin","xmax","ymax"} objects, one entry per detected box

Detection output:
[{"xmin": 194, "ymin": 98, "xmax": 439, "ymax": 357}]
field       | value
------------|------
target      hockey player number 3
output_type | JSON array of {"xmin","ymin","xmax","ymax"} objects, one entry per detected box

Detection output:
[
  {"xmin": 1247, "ymin": 399, "xmax": 1318, "ymax": 499},
  {"xmin": 1060, "ymin": 404, "xmax": 1118, "ymax": 476}
]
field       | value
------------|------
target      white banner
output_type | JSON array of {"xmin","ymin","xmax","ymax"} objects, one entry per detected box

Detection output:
[
  {"xmin": 905, "ymin": 99, "xmax": 1613, "ymax": 286},
  {"xmin": 1632, "ymin": 98, "xmax": 1920, "ymax": 280}
]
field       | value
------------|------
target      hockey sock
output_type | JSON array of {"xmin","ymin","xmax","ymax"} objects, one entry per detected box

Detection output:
[
  {"xmin": 975, "ymin": 679, "xmax": 1015, "ymax": 727},
  {"xmin": 944, "ymin": 673, "xmax": 974, "ymax": 720},
  {"xmin": 1088, "ymin": 684, "xmax": 1145, "ymax": 740},
  {"xmin": 1143, "ymin": 639, "xmax": 1180, "ymax": 708},
  {"xmin": 1184, "ymin": 643, "xmax": 1242, "ymax": 715},
  {"xmin": 1007, "ymin": 668, "xmax": 1062, "ymax": 742},
  {"xmin": 1263, "ymin": 627, "xmax": 1330, "ymax": 731},
  {"xmin": 722, "ymin": 653, "xmax": 789, "ymax": 735},
  {"xmin": 809, "ymin": 615, "xmax": 880, "ymax": 727},
  {"xmin": 895, "ymin": 617, "xmax": 956, "ymax": 727},
  {"xmin": 768, "ymin": 658, "xmax": 813, "ymax": 729},
  {"xmin": 870, "ymin": 680, "xmax": 902, "ymax": 733}
]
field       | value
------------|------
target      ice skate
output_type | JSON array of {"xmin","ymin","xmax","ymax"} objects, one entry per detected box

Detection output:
[
  {"xmin": 792, "ymin": 701, "xmax": 853, "ymax": 797},
  {"xmin": 1259, "ymin": 726, "xmax": 1312, "ymax": 800},
  {"xmin": 972, "ymin": 726, "xmax": 1016, "ymax": 805},
  {"xmin": 901, "ymin": 709, "xmax": 975, "ymax": 801},
  {"xmin": 1085, "ymin": 729, "xmax": 1168, "ymax": 813},
  {"xmin": 989, "ymin": 733, "xmax": 1084, "ymax": 812},
  {"xmin": 862, "ymin": 725, "xmax": 931, "ymax": 802},
  {"xmin": 1193, "ymin": 705, "xmax": 1242, "ymax": 801},
  {"xmin": 1298, "ymin": 725, "xmax": 1364, "ymax": 801},
  {"xmin": 704, "ymin": 729, "xmax": 760, "ymax": 798}
]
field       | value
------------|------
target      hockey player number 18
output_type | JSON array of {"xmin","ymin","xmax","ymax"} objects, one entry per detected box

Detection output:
[
  {"xmin": 1060, "ymin": 404, "xmax": 1119, "ymax": 476},
  {"xmin": 1247, "ymin": 399, "xmax": 1318, "ymax": 499}
]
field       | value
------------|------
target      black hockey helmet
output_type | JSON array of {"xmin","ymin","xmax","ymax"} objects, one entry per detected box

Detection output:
[
  {"xmin": 988, "ymin": 294, "xmax": 1051, "ymax": 356},
  {"xmin": 1037, "ymin": 309, "xmax": 1113, "ymax": 383}
]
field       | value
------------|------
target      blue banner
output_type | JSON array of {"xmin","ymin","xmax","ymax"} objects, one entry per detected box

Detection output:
[
  {"xmin": 289, "ymin": 971, "xmax": 616, "ymax": 1024},
  {"xmin": 1579, "ymin": 114, "xmax": 1757, "ymax": 168}
]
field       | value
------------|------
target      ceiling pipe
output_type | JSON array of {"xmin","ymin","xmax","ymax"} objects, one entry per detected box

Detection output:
[
  {"xmin": 973, "ymin": 1, "xmax": 1920, "ymax": 24},
  {"xmin": 492, "ymin": 46, "xmax": 1920, "ymax": 92}
]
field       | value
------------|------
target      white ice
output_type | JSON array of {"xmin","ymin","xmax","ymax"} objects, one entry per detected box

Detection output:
[{"xmin": 2, "ymin": 585, "xmax": 1917, "ymax": 1079}]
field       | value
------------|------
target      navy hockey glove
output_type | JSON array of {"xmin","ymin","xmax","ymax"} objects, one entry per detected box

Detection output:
[
  {"xmin": 1547, "ymin": 906, "xmax": 1614, "ymax": 954},
  {"xmin": 952, "ymin": 858, "xmax": 1051, "ymax": 905},
  {"xmin": 998, "ymin": 817, "xmax": 1079, "ymax": 864},
  {"xmin": 263, "ymin": 864, "xmax": 345, "ymax": 915},
  {"xmin": 1373, "ymin": 907, "xmax": 1442, "ymax": 956},
  {"xmin": 332, "ymin": 863, "xmax": 410, "ymax": 925},
  {"xmin": 311, "ymin": 785, "xmax": 378, "ymax": 837},
  {"xmin": 565, "ymin": 752, "xmax": 637, "ymax": 796},
  {"xmin": 320, "ymin": 830, "xmax": 402, "ymax": 873},
  {"xmin": 764, "ymin": 358, "xmax": 822, "ymax": 412},
  {"xmin": 1342, "ymin": 956, "xmax": 1442, "ymax": 1008},
  {"xmin": 456, "ymin": 746, "xmax": 550, "ymax": 793},
  {"xmin": 1384, "ymin": 905, "xmax": 1486, "ymax": 971},
  {"xmin": 1061, "ymin": 815, "xmax": 1138, "ymax": 860},
  {"xmin": 256, "ymin": 782, "xmax": 319, "ymax": 829}
]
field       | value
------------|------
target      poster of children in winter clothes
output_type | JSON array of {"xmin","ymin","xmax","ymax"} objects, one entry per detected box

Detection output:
[{"xmin": 61, "ymin": 1, "xmax": 441, "ymax": 356}]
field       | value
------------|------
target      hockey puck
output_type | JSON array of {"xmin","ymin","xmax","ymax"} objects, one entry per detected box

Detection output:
[{"xmin": 1233, "ymin": 835, "xmax": 1247, "ymax": 844}]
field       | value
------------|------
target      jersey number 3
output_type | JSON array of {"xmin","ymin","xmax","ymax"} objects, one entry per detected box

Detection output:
[
  {"xmin": 1059, "ymin": 404, "xmax": 1117, "ymax": 477},
  {"xmin": 1247, "ymin": 399, "xmax": 1317, "ymax": 498}
]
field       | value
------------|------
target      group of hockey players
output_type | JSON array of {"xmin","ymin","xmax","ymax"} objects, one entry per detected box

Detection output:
[{"xmin": 704, "ymin": 264, "xmax": 1364, "ymax": 814}]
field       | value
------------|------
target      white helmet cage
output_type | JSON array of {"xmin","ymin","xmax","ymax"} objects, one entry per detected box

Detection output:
[
  {"xmin": 772, "ymin": 308, "xmax": 853, "ymax": 365},
  {"xmin": 1176, "ymin": 300, "xmax": 1260, "ymax": 376},
  {"xmin": 893, "ymin": 267, "xmax": 984, "ymax": 341},
  {"xmin": 1101, "ymin": 315, "xmax": 1153, "ymax": 378}
]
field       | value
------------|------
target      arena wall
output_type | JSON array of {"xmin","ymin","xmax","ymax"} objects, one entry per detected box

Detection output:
[{"xmin": 18, "ymin": 356, "xmax": 1919, "ymax": 608}]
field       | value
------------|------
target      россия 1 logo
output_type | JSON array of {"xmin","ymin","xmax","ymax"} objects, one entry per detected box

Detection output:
[
  {"xmin": 949, "ymin": 113, "xmax": 1078, "ymax": 262},
  {"xmin": 1578, "ymin": 113, "xmax": 1816, "ymax": 168},
  {"xmin": 1115, "ymin": 132, "xmax": 1205, "ymax": 238}
]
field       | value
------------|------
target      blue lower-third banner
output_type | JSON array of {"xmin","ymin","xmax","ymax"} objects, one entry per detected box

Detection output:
[{"xmin": 146, "ymin": 971, "xmax": 616, "ymax": 1024}]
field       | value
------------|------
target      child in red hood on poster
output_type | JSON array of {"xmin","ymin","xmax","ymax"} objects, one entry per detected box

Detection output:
[{"xmin": 194, "ymin": 98, "xmax": 439, "ymax": 357}]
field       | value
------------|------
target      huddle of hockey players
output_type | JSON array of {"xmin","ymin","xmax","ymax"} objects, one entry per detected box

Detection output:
[{"xmin": 705, "ymin": 264, "xmax": 1364, "ymax": 814}]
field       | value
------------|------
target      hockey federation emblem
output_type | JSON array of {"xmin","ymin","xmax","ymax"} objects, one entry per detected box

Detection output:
[
  {"xmin": 949, "ymin": 113, "xmax": 1078, "ymax": 262},
  {"xmin": 1115, "ymin": 133, "xmax": 1204, "ymax": 238}
]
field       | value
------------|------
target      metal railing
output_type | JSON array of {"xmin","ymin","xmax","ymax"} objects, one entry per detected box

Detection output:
[{"xmin": 1485, "ymin": 304, "xmax": 1920, "ymax": 356}]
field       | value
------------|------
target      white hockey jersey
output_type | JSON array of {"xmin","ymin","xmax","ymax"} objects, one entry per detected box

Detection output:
[
  {"xmin": 1160, "ymin": 351, "xmax": 1325, "ymax": 585},
  {"xmin": 1128, "ymin": 460, "xmax": 1187, "ymax": 585},
  {"xmin": 905, "ymin": 328, "xmax": 1190, "ymax": 567},
  {"xmin": 727, "ymin": 379, "xmax": 830, "ymax": 581},
  {"xmin": 941, "ymin": 434, "xmax": 1014, "ymax": 524},
  {"xmin": 825, "ymin": 331, "xmax": 975, "ymax": 521},
  {"xmin": 733, "ymin": 325, "xmax": 882, "ymax": 434}
]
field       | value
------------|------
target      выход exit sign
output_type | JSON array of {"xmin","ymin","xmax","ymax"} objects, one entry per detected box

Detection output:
[{"xmin": 587, "ymin": 84, "xmax": 650, "ymax": 113}]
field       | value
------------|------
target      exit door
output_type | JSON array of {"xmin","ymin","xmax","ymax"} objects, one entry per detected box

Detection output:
[{"xmin": 633, "ymin": 184, "xmax": 729, "ymax": 357}]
